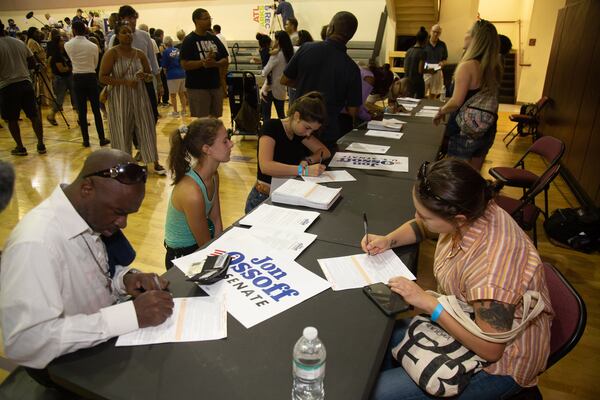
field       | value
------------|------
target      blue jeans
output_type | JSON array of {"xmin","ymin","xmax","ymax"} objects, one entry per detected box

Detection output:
[
  {"xmin": 245, "ymin": 186, "xmax": 269, "ymax": 214},
  {"xmin": 260, "ymin": 91, "xmax": 285, "ymax": 123},
  {"xmin": 371, "ymin": 320, "xmax": 522, "ymax": 400},
  {"xmin": 52, "ymin": 75, "xmax": 76, "ymax": 114}
]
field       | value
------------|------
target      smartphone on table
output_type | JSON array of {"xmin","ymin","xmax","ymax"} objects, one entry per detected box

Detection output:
[{"xmin": 363, "ymin": 282, "xmax": 411, "ymax": 316}]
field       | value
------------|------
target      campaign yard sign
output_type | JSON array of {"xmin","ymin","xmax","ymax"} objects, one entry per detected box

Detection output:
[{"xmin": 173, "ymin": 235, "xmax": 331, "ymax": 328}]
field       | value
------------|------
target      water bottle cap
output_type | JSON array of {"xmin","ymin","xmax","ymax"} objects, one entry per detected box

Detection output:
[{"xmin": 303, "ymin": 326, "xmax": 318, "ymax": 340}]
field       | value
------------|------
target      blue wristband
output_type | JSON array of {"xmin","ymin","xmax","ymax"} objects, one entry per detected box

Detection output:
[
  {"xmin": 297, "ymin": 164, "xmax": 303, "ymax": 176},
  {"xmin": 430, "ymin": 303, "xmax": 444, "ymax": 322}
]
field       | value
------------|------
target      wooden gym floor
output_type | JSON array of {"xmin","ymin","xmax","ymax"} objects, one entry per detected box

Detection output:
[{"xmin": 0, "ymin": 101, "xmax": 598, "ymax": 398}]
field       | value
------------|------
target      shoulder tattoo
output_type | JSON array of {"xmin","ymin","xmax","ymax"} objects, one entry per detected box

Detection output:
[{"xmin": 475, "ymin": 300, "xmax": 515, "ymax": 331}]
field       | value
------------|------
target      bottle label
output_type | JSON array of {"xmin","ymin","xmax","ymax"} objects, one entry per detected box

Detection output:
[{"xmin": 293, "ymin": 360, "xmax": 325, "ymax": 380}]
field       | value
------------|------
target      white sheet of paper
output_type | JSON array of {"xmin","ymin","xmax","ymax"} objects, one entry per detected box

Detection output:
[
  {"xmin": 422, "ymin": 106, "xmax": 441, "ymax": 110},
  {"xmin": 317, "ymin": 249, "xmax": 416, "ymax": 291},
  {"xmin": 397, "ymin": 97, "xmax": 421, "ymax": 103},
  {"xmin": 365, "ymin": 129, "xmax": 404, "ymax": 140},
  {"xmin": 384, "ymin": 112, "xmax": 412, "ymax": 117},
  {"xmin": 329, "ymin": 152, "xmax": 409, "ymax": 172},
  {"xmin": 116, "ymin": 297, "xmax": 227, "ymax": 346},
  {"xmin": 302, "ymin": 170, "xmax": 356, "ymax": 183},
  {"xmin": 238, "ymin": 203, "xmax": 319, "ymax": 232},
  {"xmin": 174, "ymin": 240, "xmax": 331, "ymax": 328},
  {"xmin": 346, "ymin": 142, "xmax": 390, "ymax": 154},
  {"xmin": 415, "ymin": 111, "xmax": 438, "ymax": 118},
  {"xmin": 223, "ymin": 226, "xmax": 316, "ymax": 260}
]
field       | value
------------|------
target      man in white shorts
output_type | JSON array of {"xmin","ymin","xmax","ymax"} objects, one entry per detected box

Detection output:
[{"xmin": 424, "ymin": 24, "xmax": 448, "ymax": 99}]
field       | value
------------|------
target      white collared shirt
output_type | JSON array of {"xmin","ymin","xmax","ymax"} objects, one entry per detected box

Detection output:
[
  {"xmin": 64, "ymin": 35, "xmax": 99, "ymax": 74},
  {"xmin": 0, "ymin": 186, "xmax": 138, "ymax": 369}
]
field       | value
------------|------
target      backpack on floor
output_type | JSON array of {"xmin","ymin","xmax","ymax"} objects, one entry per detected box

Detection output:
[{"xmin": 543, "ymin": 208, "xmax": 600, "ymax": 253}]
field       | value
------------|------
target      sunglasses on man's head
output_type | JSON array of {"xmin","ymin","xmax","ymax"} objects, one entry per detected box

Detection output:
[
  {"xmin": 83, "ymin": 163, "xmax": 147, "ymax": 185},
  {"xmin": 417, "ymin": 161, "xmax": 466, "ymax": 211}
]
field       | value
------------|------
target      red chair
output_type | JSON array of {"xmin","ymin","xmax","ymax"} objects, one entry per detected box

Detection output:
[
  {"xmin": 510, "ymin": 262, "xmax": 587, "ymax": 399},
  {"xmin": 503, "ymin": 97, "xmax": 550, "ymax": 147},
  {"xmin": 490, "ymin": 136, "xmax": 565, "ymax": 218},
  {"xmin": 495, "ymin": 156, "xmax": 562, "ymax": 247}
]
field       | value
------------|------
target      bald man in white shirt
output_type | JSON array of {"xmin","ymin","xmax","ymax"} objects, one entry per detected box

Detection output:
[{"xmin": 0, "ymin": 149, "xmax": 174, "ymax": 371}]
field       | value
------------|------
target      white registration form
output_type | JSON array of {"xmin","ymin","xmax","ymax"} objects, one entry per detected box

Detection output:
[
  {"xmin": 302, "ymin": 170, "xmax": 356, "ymax": 183},
  {"xmin": 365, "ymin": 129, "xmax": 404, "ymax": 140},
  {"xmin": 115, "ymin": 296, "xmax": 227, "ymax": 346},
  {"xmin": 318, "ymin": 250, "xmax": 416, "ymax": 291},
  {"xmin": 346, "ymin": 142, "xmax": 391, "ymax": 154},
  {"xmin": 238, "ymin": 203, "xmax": 319, "ymax": 232},
  {"xmin": 223, "ymin": 226, "xmax": 316, "ymax": 260}
]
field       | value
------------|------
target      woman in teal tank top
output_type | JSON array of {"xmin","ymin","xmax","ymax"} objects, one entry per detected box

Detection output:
[{"xmin": 164, "ymin": 118, "xmax": 233, "ymax": 269}]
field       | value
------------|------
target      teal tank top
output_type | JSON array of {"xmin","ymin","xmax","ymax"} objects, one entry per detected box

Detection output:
[{"xmin": 164, "ymin": 170, "xmax": 215, "ymax": 248}]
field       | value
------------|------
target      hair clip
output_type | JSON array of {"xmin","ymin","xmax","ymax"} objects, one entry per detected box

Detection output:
[{"xmin": 178, "ymin": 125, "xmax": 189, "ymax": 138}]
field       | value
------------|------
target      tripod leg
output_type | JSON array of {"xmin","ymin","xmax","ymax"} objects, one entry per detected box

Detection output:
[{"xmin": 37, "ymin": 70, "xmax": 70, "ymax": 128}]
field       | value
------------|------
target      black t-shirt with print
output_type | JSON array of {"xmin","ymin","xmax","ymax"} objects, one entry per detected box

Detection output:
[
  {"xmin": 180, "ymin": 31, "xmax": 228, "ymax": 90},
  {"xmin": 257, "ymin": 119, "xmax": 309, "ymax": 184}
]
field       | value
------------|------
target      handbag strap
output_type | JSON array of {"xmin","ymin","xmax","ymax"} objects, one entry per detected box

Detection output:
[{"xmin": 428, "ymin": 290, "xmax": 546, "ymax": 343}]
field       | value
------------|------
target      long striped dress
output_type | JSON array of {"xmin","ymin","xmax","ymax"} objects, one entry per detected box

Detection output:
[{"xmin": 106, "ymin": 53, "xmax": 158, "ymax": 163}]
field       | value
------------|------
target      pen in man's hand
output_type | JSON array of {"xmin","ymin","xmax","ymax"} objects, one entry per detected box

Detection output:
[
  {"xmin": 153, "ymin": 274, "xmax": 161, "ymax": 290},
  {"xmin": 319, "ymin": 150, "xmax": 323, "ymax": 165},
  {"xmin": 363, "ymin": 212, "xmax": 370, "ymax": 256}
]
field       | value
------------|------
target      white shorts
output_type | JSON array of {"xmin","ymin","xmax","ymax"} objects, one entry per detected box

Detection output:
[
  {"xmin": 424, "ymin": 70, "xmax": 444, "ymax": 95},
  {"xmin": 167, "ymin": 78, "xmax": 186, "ymax": 94}
]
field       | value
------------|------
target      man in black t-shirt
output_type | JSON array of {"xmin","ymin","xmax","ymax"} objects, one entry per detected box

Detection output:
[
  {"xmin": 180, "ymin": 8, "xmax": 229, "ymax": 118},
  {"xmin": 282, "ymin": 11, "xmax": 362, "ymax": 149}
]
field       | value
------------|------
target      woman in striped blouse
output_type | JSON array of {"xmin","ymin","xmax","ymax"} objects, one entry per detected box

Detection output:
[{"xmin": 362, "ymin": 159, "xmax": 553, "ymax": 399}]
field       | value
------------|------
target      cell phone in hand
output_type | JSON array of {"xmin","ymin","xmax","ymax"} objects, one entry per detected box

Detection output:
[{"xmin": 363, "ymin": 283, "xmax": 411, "ymax": 316}]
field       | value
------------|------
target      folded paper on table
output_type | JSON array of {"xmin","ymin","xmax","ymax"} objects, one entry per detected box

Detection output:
[
  {"xmin": 367, "ymin": 119, "xmax": 406, "ymax": 132},
  {"xmin": 302, "ymin": 170, "xmax": 356, "ymax": 183},
  {"xmin": 346, "ymin": 142, "xmax": 390, "ymax": 154},
  {"xmin": 365, "ymin": 130, "xmax": 404, "ymax": 140},
  {"xmin": 317, "ymin": 249, "xmax": 416, "ymax": 291}
]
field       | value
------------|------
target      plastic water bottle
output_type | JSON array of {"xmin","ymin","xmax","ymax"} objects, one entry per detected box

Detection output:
[{"xmin": 292, "ymin": 327, "xmax": 326, "ymax": 400}]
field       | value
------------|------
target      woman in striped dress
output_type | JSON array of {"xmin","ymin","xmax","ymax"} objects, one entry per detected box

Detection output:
[
  {"xmin": 99, "ymin": 23, "xmax": 165, "ymax": 174},
  {"xmin": 363, "ymin": 159, "xmax": 553, "ymax": 399}
]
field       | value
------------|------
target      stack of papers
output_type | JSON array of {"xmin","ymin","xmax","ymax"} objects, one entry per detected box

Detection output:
[
  {"xmin": 271, "ymin": 179, "xmax": 342, "ymax": 210},
  {"xmin": 365, "ymin": 130, "xmax": 404, "ymax": 140},
  {"xmin": 239, "ymin": 203, "xmax": 319, "ymax": 232},
  {"xmin": 345, "ymin": 142, "xmax": 390, "ymax": 154},
  {"xmin": 318, "ymin": 250, "xmax": 416, "ymax": 291},
  {"xmin": 302, "ymin": 170, "xmax": 356, "ymax": 183},
  {"xmin": 367, "ymin": 119, "xmax": 405, "ymax": 132}
]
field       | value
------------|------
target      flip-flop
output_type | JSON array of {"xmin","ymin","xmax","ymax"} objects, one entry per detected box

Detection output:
[{"xmin": 46, "ymin": 115, "xmax": 58, "ymax": 126}]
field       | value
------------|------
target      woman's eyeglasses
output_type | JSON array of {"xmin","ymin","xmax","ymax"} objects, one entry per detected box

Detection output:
[
  {"xmin": 84, "ymin": 163, "xmax": 148, "ymax": 185},
  {"xmin": 417, "ymin": 161, "xmax": 467, "ymax": 212}
]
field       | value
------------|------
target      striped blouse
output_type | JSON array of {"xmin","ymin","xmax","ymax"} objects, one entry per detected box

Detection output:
[{"xmin": 433, "ymin": 201, "xmax": 554, "ymax": 387}]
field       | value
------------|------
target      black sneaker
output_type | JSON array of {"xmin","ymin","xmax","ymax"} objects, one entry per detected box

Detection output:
[
  {"xmin": 46, "ymin": 115, "xmax": 58, "ymax": 126},
  {"xmin": 83, "ymin": 141, "xmax": 90, "ymax": 148},
  {"xmin": 154, "ymin": 164, "xmax": 167, "ymax": 176},
  {"xmin": 37, "ymin": 143, "xmax": 47, "ymax": 154},
  {"xmin": 11, "ymin": 146, "xmax": 28, "ymax": 156},
  {"xmin": 99, "ymin": 138, "xmax": 111, "ymax": 146}
]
